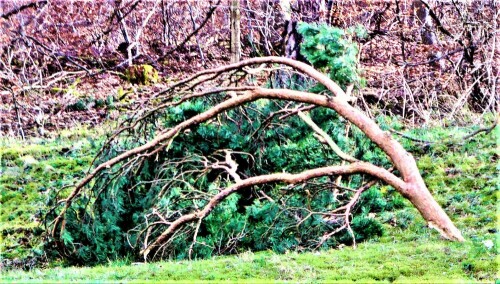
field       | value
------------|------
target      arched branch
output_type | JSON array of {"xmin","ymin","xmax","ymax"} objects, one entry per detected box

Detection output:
[
  {"xmin": 49, "ymin": 57, "xmax": 464, "ymax": 252},
  {"xmin": 141, "ymin": 161, "xmax": 404, "ymax": 259}
]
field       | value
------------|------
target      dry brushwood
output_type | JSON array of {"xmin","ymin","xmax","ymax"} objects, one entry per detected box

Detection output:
[{"xmin": 48, "ymin": 56, "xmax": 464, "ymax": 260}]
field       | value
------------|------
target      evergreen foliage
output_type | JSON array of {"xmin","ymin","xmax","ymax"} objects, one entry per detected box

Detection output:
[
  {"xmin": 45, "ymin": 23, "xmax": 395, "ymax": 265},
  {"xmin": 297, "ymin": 22, "xmax": 366, "ymax": 90}
]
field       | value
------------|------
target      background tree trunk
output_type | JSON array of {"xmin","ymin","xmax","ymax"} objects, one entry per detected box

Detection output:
[
  {"xmin": 230, "ymin": 0, "xmax": 241, "ymax": 63},
  {"xmin": 412, "ymin": 0, "xmax": 444, "ymax": 70}
]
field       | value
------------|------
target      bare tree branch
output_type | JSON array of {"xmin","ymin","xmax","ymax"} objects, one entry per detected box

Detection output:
[
  {"xmin": 49, "ymin": 57, "xmax": 464, "ymax": 258},
  {"xmin": 1, "ymin": 1, "xmax": 47, "ymax": 19},
  {"xmin": 141, "ymin": 161, "xmax": 404, "ymax": 259},
  {"xmin": 297, "ymin": 110, "xmax": 357, "ymax": 162}
]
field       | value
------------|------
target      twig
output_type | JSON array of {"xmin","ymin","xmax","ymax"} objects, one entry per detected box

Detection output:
[
  {"xmin": 318, "ymin": 178, "xmax": 381, "ymax": 249},
  {"xmin": 160, "ymin": 0, "xmax": 221, "ymax": 59},
  {"xmin": 188, "ymin": 217, "xmax": 203, "ymax": 260},
  {"xmin": 187, "ymin": 3, "xmax": 206, "ymax": 66},
  {"xmin": 11, "ymin": 90, "xmax": 25, "ymax": 140},
  {"xmin": 390, "ymin": 123, "xmax": 497, "ymax": 147},
  {"xmin": 389, "ymin": 129, "xmax": 432, "ymax": 144},
  {"xmin": 461, "ymin": 124, "xmax": 497, "ymax": 140},
  {"xmin": 278, "ymin": 105, "xmax": 316, "ymax": 120},
  {"xmin": 258, "ymin": 190, "xmax": 275, "ymax": 203},
  {"xmin": 1, "ymin": 1, "xmax": 47, "ymax": 19},
  {"xmin": 298, "ymin": 111, "xmax": 358, "ymax": 163},
  {"xmin": 336, "ymin": 123, "xmax": 351, "ymax": 185}
]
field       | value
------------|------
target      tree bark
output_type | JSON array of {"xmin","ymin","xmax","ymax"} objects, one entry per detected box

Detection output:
[
  {"xmin": 141, "ymin": 85, "xmax": 465, "ymax": 259},
  {"xmin": 230, "ymin": 0, "xmax": 241, "ymax": 63},
  {"xmin": 412, "ymin": 0, "xmax": 444, "ymax": 70},
  {"xmin": 51, "ymin": 57, "xmax": 464, "ymax": 258}
]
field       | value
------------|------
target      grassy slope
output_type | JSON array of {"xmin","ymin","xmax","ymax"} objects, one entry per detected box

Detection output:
[
  {"xmin": 0, "ymin": 124, "xmax": 497, "ymax": 282},
  {"xmin": 0, "ymin": 128, "xmax": 103, "ymax": 262}
]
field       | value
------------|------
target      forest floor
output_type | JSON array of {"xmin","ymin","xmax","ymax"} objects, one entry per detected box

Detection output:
[{"xmin": 0, "ymin": 122, "xmax": 497, "ymax": 282}]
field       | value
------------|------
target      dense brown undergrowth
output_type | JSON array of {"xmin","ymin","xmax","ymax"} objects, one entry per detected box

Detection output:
[{"xmin": 0, "ymin": 1, "xmax": 497, "ymax": 137}]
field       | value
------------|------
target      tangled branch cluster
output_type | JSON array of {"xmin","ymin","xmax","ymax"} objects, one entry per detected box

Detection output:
[{"xmin": 46, "ymin": 57, "xmax": 463, "ymax": 262}]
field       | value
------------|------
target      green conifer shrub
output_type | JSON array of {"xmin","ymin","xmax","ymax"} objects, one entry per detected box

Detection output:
[{"xmin": 45, "ymin": 23, "xmax": 396, "ymax": 265}]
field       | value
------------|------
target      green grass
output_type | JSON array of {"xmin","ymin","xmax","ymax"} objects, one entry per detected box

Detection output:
[
  {"xmin": 0, "ymin": 242, "xmax": 492, "ymax": 282},
  {"xmin": 0, "ymin": 124, "xmax": 497, "ymax": 282},
  {"xmin": 0, "ymin": 127, "xmax": 104, "ymax": 262}
]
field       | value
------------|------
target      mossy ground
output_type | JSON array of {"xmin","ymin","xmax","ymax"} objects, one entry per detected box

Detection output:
[
  {"xmin": 0, "ymin": 127, "xmax": 104, "ymax": 264},
  {"xmin": 0, "ymin": 124, "xmax": 497, "ymax": 282}
]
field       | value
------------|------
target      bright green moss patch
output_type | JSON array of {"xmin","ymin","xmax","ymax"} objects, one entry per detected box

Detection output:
[{"xmin": 408, "ymin": 126, "xmax": 497, "ymax": 237}]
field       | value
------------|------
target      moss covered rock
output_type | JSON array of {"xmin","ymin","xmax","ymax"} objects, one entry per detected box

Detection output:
[{"xmin": 124, "ymin": 64, "xmax": 159, "ymax": 85}]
